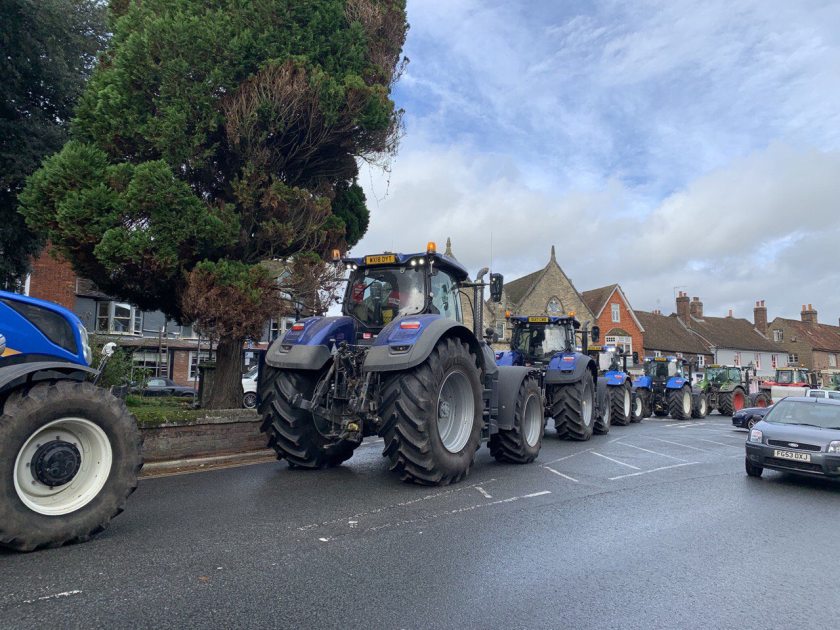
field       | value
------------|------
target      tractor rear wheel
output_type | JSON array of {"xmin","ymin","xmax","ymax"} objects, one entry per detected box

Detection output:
[
  {"xmin": 691, "ymin": 393, "xmax": 709, "ymax": 419},
  {"xmin": 611, "ymin": 384, "xmax": 632, "ymax": 426},
  {"xmin": 719, "ymin": 388, "xmax": 746, "ymax": 416},
  {"xmin": 550, "ymin": 373, "xmax": 596, "ymax": 441},
  {"xmin": 668, "ymin": 386, "xmax": 693, "ymax": 420},
  {"xmin": 750, "ymin": 392, "xmax": 771, "ymax": 408},
  {"xmin": 594, "ymin": 393, "xmax": 611, "ymax": 435},
  {"xmin": 489, "ymin": 376, "xmax": 543, "ymax": 464},
  {"xmin": 630, "ymin": 392, "xmax": 644, "ymax": 423},
  {"xmin": 0, "ymin": 381, "xmax": 142, "ymax": 552},
  {"xmin": 379, "ymin": 337, "xmax": 482, "ymax": 485},
  {"xmin": 260, "ymin": 367, "xmax": 358, "ymax": 469}
]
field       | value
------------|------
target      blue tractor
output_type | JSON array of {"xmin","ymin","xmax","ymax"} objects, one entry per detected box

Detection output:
[
  {"xmin": 0, "ymin": 290, "xmax": 142, "ymax": 551},
  {"xmin": 632, "ymin": 356, "xmax": 695, "ymax": 420},
  {"xmin": 495, "ymin": 315, "xmax": 611, "ymax": 440},
  {"xmin": 591, "ymin": 346, "xmax": 638, "ymax": 426},
  {"xmin": 257, "ymin": 243, "xmax": 546, "ymax": 485}
]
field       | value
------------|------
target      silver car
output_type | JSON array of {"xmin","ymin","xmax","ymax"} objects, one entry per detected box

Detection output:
[{"xmin": 745, "ymin": 397, "xmax": 840, "ymax": 478}]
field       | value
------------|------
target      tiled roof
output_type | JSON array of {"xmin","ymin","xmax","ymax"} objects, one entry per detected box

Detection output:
[
  {"xmin": 772, "ymin": 318, "xmax": 840, "ymax": 352},
  {"xmin": 581, "ymin": 285, "xmax": 617, "ymax": 317},
  {"xmin": 689, "ymin": 315, "xmax": 781, "ymax": 352},
  {"xmin": 503, "ymin": 268, "xmax": 545, "ymax": 306},
  {"xmin": 635, "ymin": 311, "xmax": 710, "ymax": 355}
]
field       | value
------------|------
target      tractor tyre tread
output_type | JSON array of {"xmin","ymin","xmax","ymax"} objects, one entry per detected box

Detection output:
[
  {"xmin": 611, "ymin": 384, "xmax": 631, "ymax": 426},
  {"xmin": 549, "ymin": 373, "xmax": 595, "ymax": 441},
  {"xmin": 668, "ymin": 385, "xmax": 692, "ymax": 420},
  {"xmin": 489, "ymin": 377, "xmax": 542, "ymax": 464}
]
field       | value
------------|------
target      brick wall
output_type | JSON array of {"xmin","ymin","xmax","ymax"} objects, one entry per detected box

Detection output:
[
  {"xmin": 768, "ymin": 319, "xmax": 815, "ymax": 369},
  {"xmin": 28, "ymin": 246, "xmax": 78, "ymax": 309},
  {"xmin": 171, "ymin": 349, "xmax": 193, "ymax": 386},
  {"xmin": 597, "ymin": 292, "xmax": 644, "ymax": 361}
]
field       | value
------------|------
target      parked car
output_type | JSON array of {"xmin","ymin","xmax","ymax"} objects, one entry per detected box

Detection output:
[
  {"xmin": 732, "ymin": 405, "xmax": 771, "ymax": 430},
  {"xmin": 242, "ymin": 365, "xmax": 258, "ymax": 409},
  {"xmin": 135, "ymin": 377, "xmax": 196, "ymax": 398},
  {"xmin": 805, "ymin": 388, "xmax": 840, "ymax": 400},
  {"xmin": 745, "ymin": 397, "xmax": 840, "ymax": 478}
]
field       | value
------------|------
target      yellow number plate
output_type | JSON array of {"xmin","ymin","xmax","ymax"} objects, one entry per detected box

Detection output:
[
  {"xmin": 364, "ymin": 255, "xmax": 396, "ymax": 265},
  {"xmin": 528, "ymin": 316, "xmax": 549, "ymax": 323},
  {"xmin": 588, "ymin": 345, "xmax": 602, "ymax": 351},
  {"xmin": 654, "ymin": 357, "xmax": 667, "ymax": 362}
]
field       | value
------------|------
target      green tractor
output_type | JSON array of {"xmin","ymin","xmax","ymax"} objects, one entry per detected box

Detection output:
[{"xmin": 699, "ymin": 365, "xmax": 770, "ymax": 416}]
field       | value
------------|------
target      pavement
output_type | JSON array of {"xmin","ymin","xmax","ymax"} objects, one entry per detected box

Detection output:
[{"xmin": 2, "ymin": 415, "xmax": 840, "ymax": 629}]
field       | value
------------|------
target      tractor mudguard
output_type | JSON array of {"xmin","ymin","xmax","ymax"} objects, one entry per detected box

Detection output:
[
  {"xmin": 544, "ymin": 354, "xmax": 593, "ymax": 385},
  {"xmin": 0, "ymin": 361, "xmax": 96, "ymax": 396},
  {"xmin": 604, "ymin": 370, "xmax": 627, "ymax": 387},
  {"xmin": 596, "ymin": 376, "xmax": 609, "ymax": 412},
  {"xmin": 264, "ymin": 316, "xmax": 355, "ymax": 371},
  {"xmin": 495, "ymin": 350, "xmax": 519, "ymax": 366},
  {"xmin": 632, "ymin": 375, "xmax": 652, "ymax": 390},
  {"xmin": 364, "ymin": 317, "xmax": 481, "ymax": 373},
  {"xmin": 666, "ymin": 376, "xmax": 689, "ymax": 390},
  {"xmin": 495, "ymin": 366, "xmax": 534, "ymax": 431}
]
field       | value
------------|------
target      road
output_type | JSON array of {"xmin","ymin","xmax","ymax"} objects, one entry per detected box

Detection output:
[{"xmin": 2, "ymin": 416, "xmax": 840, "ymax": 629}]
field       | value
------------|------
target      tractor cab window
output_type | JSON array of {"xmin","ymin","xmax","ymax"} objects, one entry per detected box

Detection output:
[
  {"xmin": 776, "ymin": 370, "xmax": 793, "ymax": 384},
  {"xmin": 645, "ymin": 360, "xmax": 673, "ymax": 379},
  {"xmin": 430, "ymin": 272, "xmax": 462, "ymax": 323},
  {"xmin": 706, "ymin": 367, "xmax": 726, "ymax": 383},
  {"xmin": 728, "ymin": 368, "xmax": 741, "ymax": 382},
  {"xmin": 345, "ymin": 266, "xmax": 426, "ymax": 327},
  {"xmin": 513, "ymin": 324, "xmax": 570, "ymax": 360}
]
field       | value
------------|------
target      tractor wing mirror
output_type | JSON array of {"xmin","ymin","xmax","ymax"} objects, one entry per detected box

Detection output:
[
  {"xmin": 101, "ymin": 342, "xmax": 117, "ymax": 358},
  {"xmin": 489, "ymin": 273, "xmax": 503, "ymax": 303},
  {"xmin": 590, "ymin": 325, "xmax": 600, "ymax": 343}
]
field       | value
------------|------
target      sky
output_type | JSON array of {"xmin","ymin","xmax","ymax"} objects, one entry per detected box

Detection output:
[{"xmin": 352, "ymin": 0, "xmax": 840, "ymax": 323}]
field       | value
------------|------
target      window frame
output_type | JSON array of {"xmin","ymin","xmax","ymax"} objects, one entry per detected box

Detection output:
[{"xmin": 611, "ymin": 303, "xmax": 620, "ymax": 323}]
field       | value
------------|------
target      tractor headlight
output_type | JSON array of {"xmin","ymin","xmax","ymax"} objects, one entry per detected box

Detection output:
[
  {"xmin": 827, "ymin": 441, "xmax": 840, "ymax": 453},
  {"xmin": 78, "ymin": 322, "xmax": 92, "ymax": 365},
  {"xmin": 749, "ymin": 429, "xmax": 763, "ymax": 443}
]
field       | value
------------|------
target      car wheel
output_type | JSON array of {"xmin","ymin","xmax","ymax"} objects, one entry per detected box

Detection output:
[
  {"xmin": 745, "ymin": 458, "xmax": 763, "ymax": 478},
  {"xmin": 243, "ymin": 391, "xmax": 258, "ymax": 409},
  {"xmin": 746, "ymin": 416, "xmax": 757, "ymax": 430}
]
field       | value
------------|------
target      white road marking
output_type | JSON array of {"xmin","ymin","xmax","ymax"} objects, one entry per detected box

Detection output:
[
  {"xmin": 607, "ymin": 437, "xmax": 624, "ymax": 443},
  {"xmin": 698, "ymin": 438, "xmax": 743, "ymax": 449},
  {"xmin": 475, "ymin": 486, "xmax": 492, "ymax": 499},
  {"xmin": 615, "ymin": 442, "xmax": 689, "ymax": 463},
  {"xmin": 543, "ymin": 448, "xmax": 594, "ymax": 465},
  {"xmin": 590, "ymin": 451, "xmax": 641, "ymax": 470},
  {"xmin": 22, "ymin": 590, "xmax": 83, "ymax": 605},
  {"xmin": 522, "ymin": 491, "xmax": 552, "ymax": 498},
  {"xmin": 543, "ymin": 466, "xmax": 579, "ymax": 483},
  {"xmin": 651, "ymin": 437, "xmax": 710, "ymax": 452},
  {"xmin": 609, "ymin": 462, "xmax": 699, "ymax": 481},
  {"xmin": 665, "ymin": 422, "xmax": 705, "ymax": 428}
]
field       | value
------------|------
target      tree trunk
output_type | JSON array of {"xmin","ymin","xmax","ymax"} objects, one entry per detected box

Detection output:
[{"xmin": 204, "ymin": 334, "xmax": 244, "ymax": 410}]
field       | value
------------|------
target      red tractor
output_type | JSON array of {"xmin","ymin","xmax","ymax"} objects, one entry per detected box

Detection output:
[{"xmin": 759, "ymin": 367, "xmax": 814, "ymax": 403}]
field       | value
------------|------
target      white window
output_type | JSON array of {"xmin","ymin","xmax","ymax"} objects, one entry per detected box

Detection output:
[
  {"xmin": 189, "ymin": 351, "xmax": 212, "ymax": 381},
  {"xmin": 604, "ymin": 335, "xmax": 632, "ymax": 355},
  {"xmin": 754, "ymin": 353, "xmax": 761, "ymax": 370},
  {"xmin": 734, "ymin": 352, "xmax": 741, "ymax": 367},
  {"xmin": 831, "ymin": 354, "xmax": 838, "ymax": 368},
  {"xmin": 654, "ymin": 350, "xmax": 662, "ymax": 358},
  {"xmin": 696, "ymin": 355, "xmax": 705, "ymax": 368},
  {"xmin": 494, "ymin": 320, "xmax": 506, "ymax": 341},
  {"xmin": 270, "ymin": 317, "xmax": 296, "ymax": 340},
  {"xmin": 771, "ymin": 354, "xmax": 777, "ymax": 368},
  {"xmin": 611, "ymin": 303, "xmax": 620, "ymax": 323},
  {"xmin": 547, "ymin": 297, "xmax": 562, "ymax": 314},
  {"xmin": 789, "ymin": 353, "xmax": 798, "ymax": 365},
  {"xmin": 96, "ymin": 301, "xmax": 142, "ymax": 335},
  {"xmin": 773, "ymin": 329, "xmax": 783, "ymax": 342},
  {"xmin": 132, "ymin": 350, "xmax": 167, "ymax": 375}
]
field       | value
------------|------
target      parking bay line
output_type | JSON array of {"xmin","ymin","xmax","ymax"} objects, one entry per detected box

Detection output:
[
  {"xmin": 590, "ymin": 451, "xmax": 641, "ymax": 470},
  {"xmin": 543, "ymin": 466, "xmax": 579, "ymax": 483},
  {"xmin": 614, "ymin": 441, "xmax": 689, "ymax": 463},
  {"xmin": 543, "ymin": 447, "xmax": 595, "ymax": 465},
  {"xmin": 697, "ymin": 438, "xmax": 743, "ymax": 449},
  {"xmin": 651, "ymin": 437, "xmax": 711, "ymax": 452},
  {"xmin": 609, "ymin": 462, "xmax": 698, "ymax": 481}
]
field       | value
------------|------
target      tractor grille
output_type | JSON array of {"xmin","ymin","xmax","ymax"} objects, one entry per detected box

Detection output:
[
  {"xmin": 764, "ymin": 458, "xmax": 823, "ymax": 473},
  {"xmin": 768, "ymin": 440, "xmax": 822, "ymax": 452}
]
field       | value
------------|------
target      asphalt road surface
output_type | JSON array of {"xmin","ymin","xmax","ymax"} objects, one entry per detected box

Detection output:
[{"xmin": 3, "ymin": 415, "xmax": 839, "ymax": 629}]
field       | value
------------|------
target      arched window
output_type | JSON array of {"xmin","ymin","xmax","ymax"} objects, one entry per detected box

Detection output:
[{"xmin": 546, "ymin": 297, "xmax": 562, "ymax": 314}]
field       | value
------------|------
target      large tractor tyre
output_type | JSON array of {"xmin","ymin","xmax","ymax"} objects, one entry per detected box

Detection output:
[
  {"xmin": 630, "ymin": 392, "xmax": 644, "ymax": 423},
  {"xmin": 749, "ymin": 391, "xmax": 771, "ymax": 408},
  {"xmin": 611, "ymin": 384, "xmax": 632, "ymax": 426},
  {"xmin": 594, "ymin": 393, "xmax": 611, "ymax": 435},
  {"xmin": 691, "ymin": 393, "xmax": 709, "ymax": 419},
  {"xmin": 668, "ymin": 385, "xmax": 693, "ymax": 420},
  {"xmin": 489, "ymin": 377, "xmax": 543, "ymax": 464},
  {"xmin": 259, "ymin": 366, "xmax": 358, "ymax": 469},
  {"xmin": 379, "ymin": 337, "xmax": 482, "ymax": 485},
  {"xmin": 550, "ymin": 373, "xmax": 596, "ymax": 441},
  {"xmin": 718, "ymin": 388, "xmax": 747, "ymax": 416},
  {"xmin": 0, "ymin": 381, "xmax": 142, "ymax": 552}
]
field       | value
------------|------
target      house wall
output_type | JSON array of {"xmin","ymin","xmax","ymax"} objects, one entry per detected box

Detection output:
[
  {"xmin": 713, "ymin": 349, "xmax": 787, "ymax": 376},
  {"xmin": 641, "ymin": 347, "xmax": 713, "ymax": 368},
  {"xmin": 768, "ymin": 319, "xmax": 816, "ymax": 369},
  {"xmin": 596, "ymin": 293, "xmax": 644, "ymax": 366}
]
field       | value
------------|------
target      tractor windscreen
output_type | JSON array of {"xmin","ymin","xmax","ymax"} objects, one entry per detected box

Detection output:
[
  {"xmin": 345, "ymin": 266, "xmax": 426, "ymax": 327},
  {"xmin": 644, "ymin": 361, "xmax": 672, "ymax": 379},
  {"xmin": 512, "ymin": 324, "xmax": 572, "ymax": 360},
  {"xmin": 706, "ymin": 367, "xmax": 727, "ymax": 383}
]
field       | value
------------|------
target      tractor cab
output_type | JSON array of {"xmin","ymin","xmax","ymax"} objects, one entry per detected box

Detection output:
[
  {"xmin": 644, "ymin": 357, "xmax": 683, "ymax": 382},
  {"xmin": 765, "ymin": 367, "xmax": 811, "ymax": 386},
  {"xmin": 497, "ymin": 315, "xmax": 579, "ymax": 367},
  {"xmin": 338, "ymin": 244, "xmax": 469, "ymax": 342},
  {"xmin": 704, "ymin": 365, "xmax": 742, "ymax": 389}
]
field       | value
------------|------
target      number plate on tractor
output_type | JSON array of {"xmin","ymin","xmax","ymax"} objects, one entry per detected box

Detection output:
[
  {"xmin": 364, "ymin": 255, "xmax": 397, "ymax": 265},
  {"xmin": 528, "ymin": 316, "xmax": 549, "ymax": 323}
]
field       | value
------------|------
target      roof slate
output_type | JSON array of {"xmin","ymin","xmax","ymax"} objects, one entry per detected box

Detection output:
[
  {"xmin": 635, "ymin": 311, "xmax": 709, "ymax": 355},
  {"xmin": 503, "ymin": 268, "xmax": 545, "ymax": 306},
  {"xmin": 581, "ymin": 285, "xmax": 617, "ymax": 317},
  {"xmin": 772, "ymin": 318, "xmax": 840, "ymax": 352},
  {"xmin": 688, "ymin": 315, "xmax": 782, "ymax": 352}
]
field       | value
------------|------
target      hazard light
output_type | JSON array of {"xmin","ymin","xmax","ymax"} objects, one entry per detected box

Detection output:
[
  {"xmin": 426, "ymin": 241, "xmax": 437, "ymax": 254},
  {"xmin": 291, "ymin": 322, "xmax": 305, "ymax": 331}
]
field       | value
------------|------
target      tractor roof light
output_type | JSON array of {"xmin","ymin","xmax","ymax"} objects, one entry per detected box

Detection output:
[
  {"xmin": 568, "ymin": 310, "xmax": 576, "ymax": 317},
  {"xmin": 426, "ymin": 241, "xmax": 437, "ymax": 254},
  {"xmin": 505, "ymin": 310, "xmax": 511, "ymax": 319},
  {"xmin": 331, "ymin": 248, "xmax": 342, "ymax": 262}
]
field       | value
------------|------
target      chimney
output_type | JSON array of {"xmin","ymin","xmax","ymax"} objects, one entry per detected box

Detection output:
[
  {"xmin": 801, "ymin": 303, "xmax": 818, "ymax": 325},
  {"xmin": 689, "ymin": 296, "xmax": 703, "ymax": 319},
  {"xmin": 676, "ymin": 291, "xmax": 690, "ymax": 325},
  {"xmin": 754, "ymin": 299, "xmax": 767, "ymax": 335},
  {"xmin": 727, "ymin": 309, "xmax": 733, "ymax": 318}
]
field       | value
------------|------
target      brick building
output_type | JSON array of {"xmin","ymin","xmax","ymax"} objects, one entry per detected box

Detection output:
[
  {"xmin": 767, "ymin": 304, "xmax": 840, "ymax": 371},
  {"xmin": 581, "ymin": 284, "xmax": 645, "ymax": 360},
  {"xmin": 25, "ymin": 248, "xmax": 294, "ymax": 386}
]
